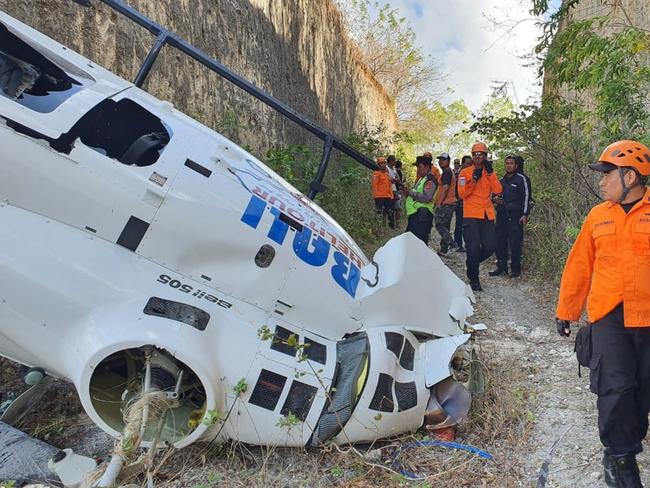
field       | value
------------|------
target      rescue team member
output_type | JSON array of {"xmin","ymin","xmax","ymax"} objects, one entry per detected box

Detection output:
[
  {"xmin": 371, "ymin": 156, "xmax": 395, "ymax": 228},
  {"xmin": 423, "ymin": 151, "xmax": 441, "ymax": 181},
  {"xmin": 514, "ymin": 155, "xmax": 534, "ymax": 213},
  {"xmin": 556, "ymin": 140, "xmax": 650, "ymax": 488},
  {"xmin": 490, "ymin": 155, "xmax": 531, "ymax": 278},
  {"xmin": 453, "ymin": 155, "xmax": 472, "ymax": 252},
  {"xmin": 434, "ymin": 152, "xmax": 459, "ymax": 255},
  {"xmin": 402, "ymin": 156, "xmax": 437, "ymax": 245},
  {"xmin": 457, "ymin": 142, "xmax": 502, "ymax": 291}
]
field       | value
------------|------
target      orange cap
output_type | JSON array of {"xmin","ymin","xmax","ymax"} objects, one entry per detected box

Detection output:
[
  {"xmin": 589, "ymin": 140, "xmax": 650, "ymax": 176},
  {"xmin": 471, "ymin": 142, "xmax": 488, "ymax": 154}
]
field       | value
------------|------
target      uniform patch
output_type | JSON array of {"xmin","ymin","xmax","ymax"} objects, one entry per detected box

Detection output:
[
  {"xmin": 459, "ymin": 176, "xmax": 466, "ymax": 186},
  {"xmin": 594, "ymin": 220, "xmax": 614, "ymax": 228}
]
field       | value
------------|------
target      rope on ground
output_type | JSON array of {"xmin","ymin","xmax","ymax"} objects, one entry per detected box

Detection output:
[{"xmin": 390, "ymin": 439, "xmax": 494, "ymax": 480}]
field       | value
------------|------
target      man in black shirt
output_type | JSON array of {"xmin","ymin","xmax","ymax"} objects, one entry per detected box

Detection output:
[
  {"xmin": 514, "ymin": 155, "xmax": 533, "ymax": 210},
  {"xmin": 490, "ymin": 155, "xmax": 531, "ymax": 278}
]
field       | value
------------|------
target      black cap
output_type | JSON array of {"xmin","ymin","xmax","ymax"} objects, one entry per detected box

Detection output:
[
  {"xmin": 588, "ymin": 162, "xmax": 618, "ymax": 172},
  {"xmin": 414, "ymin": 156, "xmax": 432, "ymax": 166}
]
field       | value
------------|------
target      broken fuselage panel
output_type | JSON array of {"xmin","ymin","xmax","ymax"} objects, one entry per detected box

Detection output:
[{"xmin": 0, "ymin": 10, "xmax": 477, "ymax": 448}]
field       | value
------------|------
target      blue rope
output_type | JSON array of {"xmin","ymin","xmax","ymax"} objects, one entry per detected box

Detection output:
[{"xmin": 391, "ymin": 440, "xmax": 494, "ymax": 480}]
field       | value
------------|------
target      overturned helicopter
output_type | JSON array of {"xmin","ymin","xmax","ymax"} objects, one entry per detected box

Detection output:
[{"xmin": 0, "ymin": 1, "xmax": 482, "ymax": 451}]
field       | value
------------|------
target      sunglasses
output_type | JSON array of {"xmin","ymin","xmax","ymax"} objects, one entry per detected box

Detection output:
[{"xmin": 472, "ymin": 152, "xmax": 486, "ymax": 157}]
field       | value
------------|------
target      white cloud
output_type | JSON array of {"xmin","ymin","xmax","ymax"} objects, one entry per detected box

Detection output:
[{"xmin": 387, "ymin": 0, "xmax": 545, "ymax": 111}]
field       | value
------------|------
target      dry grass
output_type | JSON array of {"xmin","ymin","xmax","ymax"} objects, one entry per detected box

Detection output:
[
  {"xmin": 0, "ymin": 337, "xmax": 534, "ymax": 487},
  {"xmin": 130, "ymin": 344, "xmax": 536, "ymax": 488}
]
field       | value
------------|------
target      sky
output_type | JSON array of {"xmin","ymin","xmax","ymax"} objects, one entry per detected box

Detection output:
[{"xmin": 383, "ymin": 0, "xmax": 559, "ymax": 111}]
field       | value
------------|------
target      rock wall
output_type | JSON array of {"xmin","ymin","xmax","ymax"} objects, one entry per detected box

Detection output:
[
  {"xmin": 0, "ymin": 0, "xmax": 398, "ymax": 157},
  {"xmin": 544, "ymin": 0, "xmax": 649, "ymax": 107}
]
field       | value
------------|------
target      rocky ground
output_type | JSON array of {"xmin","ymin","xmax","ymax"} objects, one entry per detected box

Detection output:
[{"xmin": 2, "ymin": 238, "xmax": 649, "ymax": 487}]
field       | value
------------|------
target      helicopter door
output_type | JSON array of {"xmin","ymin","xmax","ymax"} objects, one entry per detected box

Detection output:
[
  {"xmin": 0, "ymin": 91, "xmax": 189, "ymax": 248},
  {"xmin": 137, "ymin": 138, "xmax": 298, "ymax": 312}
]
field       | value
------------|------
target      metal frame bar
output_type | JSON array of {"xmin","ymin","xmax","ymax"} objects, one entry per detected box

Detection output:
[{"xmin": 90, "ymin": 0, "xmax": 379, "ymax": 199}]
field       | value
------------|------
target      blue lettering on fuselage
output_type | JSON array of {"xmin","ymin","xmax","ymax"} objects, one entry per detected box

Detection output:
[{"xmin": 241, "ymin": 195, "xmax": 360, "ymax": 297}]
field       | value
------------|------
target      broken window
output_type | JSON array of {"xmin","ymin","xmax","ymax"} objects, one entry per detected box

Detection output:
[
  {"xmin": 0, "ymin": 22, "xmax": 85, "ymax": 113},
  {"xmin": 57, "ymin": 98, "xmax": 171, "ymax": 166},
  {"xmin": 5, "ymin": 97, "xmax": 171, "ymax": 166}
]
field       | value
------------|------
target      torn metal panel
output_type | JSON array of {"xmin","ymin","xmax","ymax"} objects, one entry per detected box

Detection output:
[
  {"xmin": 354, "ymin": 233, "xmax": 473, "ymax": 337},
  {"xmin": 424, "ymin": 334, "xmax": 471, "ymax": 388}
]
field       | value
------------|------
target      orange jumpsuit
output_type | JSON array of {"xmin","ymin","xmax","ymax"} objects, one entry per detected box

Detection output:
[
  {"xmin": 556, "ymin": 189, "xmax": 650, "ymax": 457},
  {"xmin": 371, "ymin": 171, "xmax": 393, "ymax": 199},
  {"xmin": 557, "ymin": 189, "xmax": 650, "ymax": 327},
  {"xmin": 457, "ymin": 166, "xmax": 502, "ymax": 219}
]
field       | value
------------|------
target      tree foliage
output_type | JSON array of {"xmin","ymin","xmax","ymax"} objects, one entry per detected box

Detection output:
[
  {"xmin": 401, "ymin": 99, "xmax": 474, "ymax": 159},
  {"xmin": 470, "ymin": 0, "xmax": 650, "ymax": 277},
  {"xmin": 334, "ymin": 0, "xmax": 444, "ymax": 122}
]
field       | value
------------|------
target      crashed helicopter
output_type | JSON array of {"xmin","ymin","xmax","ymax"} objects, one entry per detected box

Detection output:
[{"xmin": 0, "ymin": 0, "xmax": 483, "ymax": 452}]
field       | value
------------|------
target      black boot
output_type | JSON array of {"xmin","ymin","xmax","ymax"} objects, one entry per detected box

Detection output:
[
  {"xmin": 609, "ymin": 453, "xmax": 643, "ymax": 488},
  {"xmin": 488, "ymin": 265, "xmax": 507, "ymax": 277},
  {"xmin": 603, "ymin": 451, "xmax": 616, "ymax": 487},
  {"xmin": 470, "ymin": 279, "xmax": 482, "ymax": 291}
]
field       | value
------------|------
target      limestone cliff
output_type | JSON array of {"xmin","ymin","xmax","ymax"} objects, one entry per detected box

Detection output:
[
  {"xmin": 544, "ymin": 0, "xmax": 649, "ymax": 107},
  {"xmin": 0, "ymin": 0, "xmax": 398, "ymax": 156}
]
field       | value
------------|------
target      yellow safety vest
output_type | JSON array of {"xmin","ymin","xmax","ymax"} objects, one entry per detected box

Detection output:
[{"xmin": 406, "ymin": 176, "xmax": 434, "ymax": 216}]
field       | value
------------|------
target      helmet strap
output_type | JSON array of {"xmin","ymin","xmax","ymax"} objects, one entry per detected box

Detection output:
[{"xmin": 618, "ymin": 168, "xmax": 632, "ymax": 203}]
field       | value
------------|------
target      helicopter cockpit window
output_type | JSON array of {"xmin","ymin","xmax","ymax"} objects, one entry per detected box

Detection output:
[
  {"xmin": 0, "ymin": 23, "xmax": 87, "ymax": 113},
  {"xmin": 4, "ymin": 97, "xmax": 171, "ymax": 166},
  {"xmin": 56, "ymin": 98, "xmax": 171, "ymax": 166}
]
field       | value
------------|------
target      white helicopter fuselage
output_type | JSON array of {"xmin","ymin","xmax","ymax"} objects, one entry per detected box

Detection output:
[{"xmin": 0, "ymin": 10, "xmax": 477, "ymax": 448}]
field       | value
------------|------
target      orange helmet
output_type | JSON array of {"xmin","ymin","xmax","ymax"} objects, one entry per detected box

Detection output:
[
  {"xmin": 589, "ymin": 140, "xmax": 650, "ymax": 176},
  {"xmin": 471, "ymin": 142, "xmax": 488, "ymax": 154}
]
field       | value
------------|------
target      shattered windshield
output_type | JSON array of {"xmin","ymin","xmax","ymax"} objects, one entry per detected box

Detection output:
[{"xmin": 0, "ymin": 22, "xmax": 93, "ymax": 113}]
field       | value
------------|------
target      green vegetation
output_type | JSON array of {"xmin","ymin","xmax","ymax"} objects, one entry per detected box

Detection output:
[
  {"xmin": 470, "ymin": 0, "xmax": 649, "ymax": 277},
  {"xmin": 231, "ymin": 0, "xmax": 648, "ymax": 279}
]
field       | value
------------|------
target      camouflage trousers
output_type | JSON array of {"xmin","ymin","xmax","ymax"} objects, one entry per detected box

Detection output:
[{"xmin": 434, "ymin": 204, "xmax": 456, "ymax": 251}]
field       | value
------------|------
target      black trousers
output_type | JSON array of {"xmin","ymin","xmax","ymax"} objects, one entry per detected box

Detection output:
[
  {"xmin": 495, "ymin": 211, "xmax": 523, "ymax": 272},
  {"xmin": 462, "ymin": 218, "xmax": 496, "ymax": 281},
  {"xmin": 406, "ymin": 207, "xmax": 433, "ymax": 245},
  {"xmin": 590, "ymin": 304, "xmax": 650, "ymax": 455},
  {"xmin": 374, "ymin": 198, "xmax": 395, "ymax": 227},
  {"xmin": 454, "ymin": 202, "xmax": 463, "ymax": 247}
]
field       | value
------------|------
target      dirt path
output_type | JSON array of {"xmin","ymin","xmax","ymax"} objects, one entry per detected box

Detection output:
[{"xmin": 441, "ymin": 249, "xmax": 649, "ymax": 487}]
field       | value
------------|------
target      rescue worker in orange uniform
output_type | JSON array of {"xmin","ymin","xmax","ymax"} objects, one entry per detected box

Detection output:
[
  {"xmin": 556, "ymin": 140, "xmax": 650, "ymax": 488},
  {"xmin": 371, "ymin": 156, "xmax": 395, "ymax": 228},
  {"xmin": 457, "ymin": 142, "xmax": 502, "ymax": 291}
]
